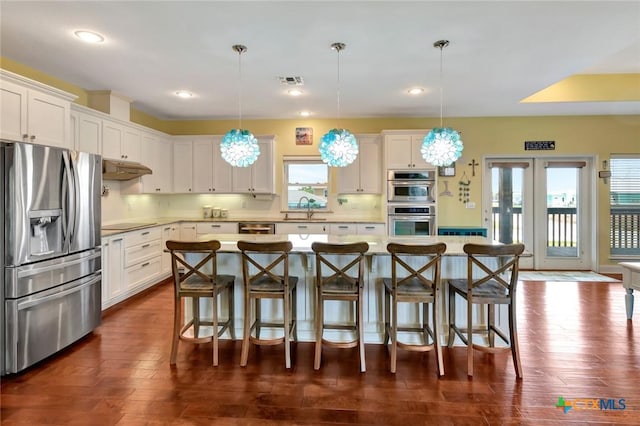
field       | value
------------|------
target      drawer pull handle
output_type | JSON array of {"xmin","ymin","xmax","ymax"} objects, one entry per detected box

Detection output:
[
  {"xmin": 142, "ymin": 244, "xmax": 150, "ymax": 248},
  {"xmin": 141, "ymin": 262, "xmax": 150, "ymax": 267},
  {"xmin": 142, "ymin": 231, "xmax": 150, "ymax": 236},
  {"xmin": 211, "ymin": 225, "xmax": 221, "ymax": 228},
  {"xmin": 298, "ymin": 226, "xmax": 307, "ymax": 229},
  {"xmin": 338, "ymin": 226, "xmax": 348, "ymax": 229},
  {"xmin": 365, "ymin": 226, "xmax": 375, "ymax": 229}
]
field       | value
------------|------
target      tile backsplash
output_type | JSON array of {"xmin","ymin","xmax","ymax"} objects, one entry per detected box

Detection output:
[{"xmin": 101, "ymin": 181, "xmax": 383, "ymax": 224}]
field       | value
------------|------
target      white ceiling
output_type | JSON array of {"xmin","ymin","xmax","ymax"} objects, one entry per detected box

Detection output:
[{"xmin": 1, "ymin": 1, "xmax": 639, "ymax": 120}]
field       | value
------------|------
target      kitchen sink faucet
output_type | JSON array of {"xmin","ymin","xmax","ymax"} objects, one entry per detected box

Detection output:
[{"xmin": 297, "ymin": 196, "xmax": 314, "ymax": 219}]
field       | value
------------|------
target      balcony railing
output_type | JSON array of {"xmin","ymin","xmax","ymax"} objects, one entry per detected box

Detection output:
[{"xmin": 491, "ymin": 206, "xmax": 640, "ymax": 255}]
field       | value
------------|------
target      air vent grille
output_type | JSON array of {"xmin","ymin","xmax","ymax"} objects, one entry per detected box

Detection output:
[{"xmin": 278, "ymin": 76, "xmax": 304, "ymax": 85}]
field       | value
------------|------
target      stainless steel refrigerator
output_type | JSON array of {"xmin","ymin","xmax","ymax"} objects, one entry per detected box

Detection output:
[{"xmin": 1, "ymin": 141, "xmax": 102, "ymax": 374}]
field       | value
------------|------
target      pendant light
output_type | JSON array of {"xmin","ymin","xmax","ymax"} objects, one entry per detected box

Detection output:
[
  {"xmin": 221, "ymin": 44, "xmax": 260, "ymax": 167},
  {"xmin": 319, "ymin": 42, "xmax": 358, "ymax": 167},
  {"xmin": 421, "ymin": 40, "xmax": 463, "ymax": 167}
]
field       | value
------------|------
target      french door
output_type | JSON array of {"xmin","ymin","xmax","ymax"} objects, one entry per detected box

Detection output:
[{"xmin": 482, "ymin": 157, "xmax": 593, "ymax": 270}]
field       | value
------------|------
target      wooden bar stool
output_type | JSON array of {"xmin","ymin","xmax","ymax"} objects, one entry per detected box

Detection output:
[
  {"xmin": 237, "ymin": 240, "xmax": 298, "ymax": 369},
  {"xmin": 383, "ymin": 242, "xmax": 446, "ymax": 375},
  {"xmin": 311, "ymin": 241, "xmax": 369, "ymax": 372},
  {"xmin": 447, "ymin": 243, "xmax": 525, "ymax": 378},
  {"xmin": 166, "ymin": 240, "xmax": 235, "ymax": 366}
]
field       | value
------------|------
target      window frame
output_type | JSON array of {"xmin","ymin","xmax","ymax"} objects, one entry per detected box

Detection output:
[{"xmin": 282, "ymin": 156, "xmax": 331, "ymax": 212}]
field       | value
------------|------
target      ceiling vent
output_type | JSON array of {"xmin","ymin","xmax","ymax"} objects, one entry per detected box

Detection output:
[{"xmin": 278, "ymin": 76, "xmax": 304, "ymax": 85}]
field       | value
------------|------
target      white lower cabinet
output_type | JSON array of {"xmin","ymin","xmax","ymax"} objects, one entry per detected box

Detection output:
[
  {"xmin": 102, "ymin": 235, "xmax": 125, "ymax": 310},
  {"xmin": 180, "ymin": 222, "xmax": 197, "ymax": 240},
  {"xmin": 329, "ymin": 223, "xmax": 356, "ymax": 235},
  {"xmin": 102, "ymin": 226, "xmax": 166, "ymax": 310},
  {"xmin": 276, "ymin": 222, "xmax": 328, "ymax": 234},
  {"xmin": 196, "ymin": 222, "xmax": 238, "ymax": 236},
  {"xmin": 356, "ymin": 223, "xmax": 385, "ymax": 235},
  {"xmin": 161, "ymin": 223, "xmax": 180, "ymax": 275}
]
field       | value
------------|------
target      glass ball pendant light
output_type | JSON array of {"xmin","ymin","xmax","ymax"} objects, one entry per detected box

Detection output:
[
  {"xmin": 319, "ymin": 42, "xmax": 358, "ymax": 167},
  {"xmin": 221, "ymin": 44, "xmax": 260, "ymax": 167},
  {"xmin": 421, "ymin": 40, "xmax": 463, "ymax": 167}
]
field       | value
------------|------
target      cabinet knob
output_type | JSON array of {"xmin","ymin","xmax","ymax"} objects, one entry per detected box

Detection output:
[
  {"xmin": 22, "ymin": 134, "xmax": 29, "ymax": 140},
  {"xmin": 30, "ymin": 135, "xmax": 36, "ymax": 141},
  {"xmin": 188, "ymin": 188, "xmax": 191, "ymax": 192}
]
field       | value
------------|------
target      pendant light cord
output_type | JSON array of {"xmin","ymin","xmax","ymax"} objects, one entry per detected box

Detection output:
[
  {"xmin": 336, "ymin": 46, "xmax": 341, "ymax": 125},
  {"xmin": 438, "ymin": 44, "xmax": 443, "ymax": 128},
  {"xmin": 238, "ymin": 49, "xmax": 243, "ymax": 129}
]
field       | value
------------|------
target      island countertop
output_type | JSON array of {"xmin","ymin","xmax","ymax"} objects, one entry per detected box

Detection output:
[{"xmin": 191, "ymin": 233, "xmax": 499, "ymax": 256}]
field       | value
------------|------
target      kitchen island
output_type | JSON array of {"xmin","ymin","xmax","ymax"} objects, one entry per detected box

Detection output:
[{"xmin": 176, "ymin": 233, "xmax": 512, "ymax": 345}]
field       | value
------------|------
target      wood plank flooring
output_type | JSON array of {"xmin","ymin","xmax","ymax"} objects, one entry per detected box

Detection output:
[{"xmin": 2, "ymin": 277, "xmax": 639, "ymax": 425}]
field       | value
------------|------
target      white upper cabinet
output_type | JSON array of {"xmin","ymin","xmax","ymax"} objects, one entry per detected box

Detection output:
[
  {"xmin": 172, "ymin": 138, "xmax": 193, "ymax": 193},
  {"xmin": 102, "ymin": 121, "xmax": 141, "ymax": 161},
  {"xmin": 0, "ymin": 70, "xmax": 74, "ymax": 149},
  {"xmin": 192, "ymin": 136, "xmax": 233, "ymax": 193},
  {"xmin": 138, "ymin": 133, "xmax": 172, "ymax": 193},
  {"xmin": 71, "ymin": 110, "xmax": 102, "ymax": 154},
  {"xmin": 337, "ymin": 134, "xmax": 381, "ymax": 194},
  {"xmin": 383, "ymin": 131, "xmax": 429, "ymax": 169},
  {"xmin": 232, "ymin": 135, "xmax": 275, "ymax": 194}
]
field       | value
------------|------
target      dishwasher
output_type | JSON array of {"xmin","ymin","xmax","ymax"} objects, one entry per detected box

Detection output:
[{"xmin": 238, "ymin": 222, "xmax": 276, "ymax": 234}]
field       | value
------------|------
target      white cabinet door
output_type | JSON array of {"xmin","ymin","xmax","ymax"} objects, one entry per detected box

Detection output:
[
  {"xmin": 173, "ymin": 139, "xmax": 193, "ymax": 193},
  {"xmin": 75, "ymin": 111, "xmax": 102, "ymax": 154},
  {"xmin": 180, "ymin": 223, "xmax": 197, "ymax": 240},
  {"xmin": 0, "ymin": 80, "xmax": 27, "ymax": 141},
  {"xmin": 192, "ymin": 137, "xmax": 214, "ymax": 193},
  {"xmin": 156, "ymin": 137, "xmax": 173, "ymax": 192},
  {"xmin": 102, "ymin": 235, "xmax": 125, "ymax": 310},
  {"xmin": 231, "ymin": 136, "xmax": 274, "ymax": 194},
  {"xmin": 212, "ymin": 135, "xmax": 233, "ymax": 193},
  {"xmin": 102, "ymin": 120, "xmax": 124, "ymax": 160},
  {"xmin": 122, "ymin": 125, "xmax": 141, "ymax": 162},
  {"xmin": 161, "ymin": 223, "xmax": 180, "ymax": 275},
  {"xmin": 337, "ymin": 134, "xmax": 381, "ymax": 193},
  {"xmin": 384, "ymin": 133, "xmax": 427, "ymax": 169},
  {"xmin": 27, "ymin": 89, "xmax": 70, "ymax": 149},
  {"xmin": 0, "ymin": 79, "xmax": 70, "ymax": 148}
]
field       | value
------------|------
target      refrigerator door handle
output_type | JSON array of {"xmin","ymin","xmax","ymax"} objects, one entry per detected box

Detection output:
[
  {"xmin": 62, "ymin": 150, "xmax": 75, "ymax": 249},
  {"xmin": 16, "ymin": 272, "xmax": 101, "ymax": 310}
]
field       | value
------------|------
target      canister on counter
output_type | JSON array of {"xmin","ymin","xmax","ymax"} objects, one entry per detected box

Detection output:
[
  {"xmin": 213, "ymin": 207, "xmax": 221, "ymax": 218},
  {"xmin": 203, "ymin": 205, "xmax": 212, "ymax": 218}
]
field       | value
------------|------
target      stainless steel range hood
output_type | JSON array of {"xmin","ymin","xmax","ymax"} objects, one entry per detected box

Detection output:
[{"xmin": 102, "ymin": 159, "xmax": 152, "ymax": 181}]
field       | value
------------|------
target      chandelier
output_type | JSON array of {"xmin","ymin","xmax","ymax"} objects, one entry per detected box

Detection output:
[
  {"xmin": 319, "ymin": 42, "xmax": 358, "ymax": 167},
  {"xmin": 421, "ymin": 40, "xmax": 463, "ymax": 167},
  {"xmin": 221, "ymin": 44, "xmax": 260, "ymax": 167}
]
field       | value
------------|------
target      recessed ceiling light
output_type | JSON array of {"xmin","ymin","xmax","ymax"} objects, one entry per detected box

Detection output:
[
  {"xmin": 175, "ymin": 90, "xmax": 193, "ymax": 99},
  {"xmin": 74, "ymin": 30, "xmax": 104, "ymax": 43},
  {"xmin": 299, "ymin": 111, "xmax": 311, "ymax": 117},
  {"xmin": 288, "ymin": 89, "xmax": 303, "ymax": 96},
  {"xmin": 408, "ymin": 87, "xmax": 424, "ymax": 95}
]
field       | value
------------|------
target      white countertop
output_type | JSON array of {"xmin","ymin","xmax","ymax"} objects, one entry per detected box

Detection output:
[{"xmin": 193, "ymin": 233, "xmax": 498, "ymax": 256}]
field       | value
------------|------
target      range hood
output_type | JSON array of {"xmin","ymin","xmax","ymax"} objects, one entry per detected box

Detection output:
[{"xmin": 102, "ymin": 159, "xmax": 152, "ymax": 181}]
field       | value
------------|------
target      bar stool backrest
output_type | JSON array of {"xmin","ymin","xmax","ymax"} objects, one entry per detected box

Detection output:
[
  {"xmin": 166, "ymin": 240, "xmax": 221, "ymax": 296},
  {"xmin": 311, "ymin": 242, "xmax": 369, "ymax": 290},
  {"xmin": 463, "ymin": 243, "xmax": 525, "ymax": 300},
  {"xmin": 386, "ymin": 242, "xmax": 446, "ymax": 292}
]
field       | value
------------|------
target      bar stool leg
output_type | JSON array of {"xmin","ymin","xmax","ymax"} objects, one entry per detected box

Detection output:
[
  {"xmin": 212, "ymin": 293, "xmax": 219, "ymax": 366},
  {"xmin": 284, "ymin": 291, "xmax": 291, "ymax": 369},
  {"xmin": 390, "ymin": 296, "xmax": 397, "ymax": 373},
  {"xmin": 240, "ymin": 292, "xmax": 251, "ymax": 367},
  {"xmin": 383, "ymin": 288, "xmax": 390, "ymax": 345},
  {"xmin": 228, "ymin": 283, "xmax": 236, "ymax": 340},
  {"xmin": 358, "ymin": 294, "xmax": 366, "ymax": 373},
  {"xmin": 467, "ymin": 295, "xmax": 474, "ymax": 377},
  {"xmin": 432, "ymin": 295, "xmax": 445, "ymax": 376},
  {"xmin": 170, "ymin": 296, "xmax": 181, "ymax": 365},
  {"xmin": 447, "ymin": 288, "xmax": 456, "ymax": 348},
  {"xmin": 488, "ymin": 304, "xmax": 495, "ymax": 347},
  {"xmin": 314, "ymin": 293, "xmax": 323, "ymax": 370},
  {"xmin": 509, "ymin": 302, "xmax": 523, "ymax": 379}
]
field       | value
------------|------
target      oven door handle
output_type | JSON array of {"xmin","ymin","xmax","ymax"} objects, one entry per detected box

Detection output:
[{"xmin": 389, "ymin": 215, "xmax": 435, "ymax": 220}]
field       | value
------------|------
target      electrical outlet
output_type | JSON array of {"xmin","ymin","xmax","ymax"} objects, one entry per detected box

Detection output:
[{"xmin": 466, "ymin": 202, "xmax": 476, "ymax": 209}]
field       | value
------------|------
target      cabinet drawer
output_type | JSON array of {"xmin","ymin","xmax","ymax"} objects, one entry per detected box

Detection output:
[
  {"xmin": 125, "ymin": 239, "xmax": 161, "ymax": 267},
  {"xmin": 125, "ymin": 256, "xmax": 161, "ymax": 290},
  {"xmin": 277, "ymin": 222, "xmax": 327, "ymax": 234},
  {"xmin": 196, "ymin": 222, "xmax": 238, "ymax": 235},
  {"xmin": 125, "ymin": 227, "xmax": 161, "ymax": 248},
  {"xmin": 330, "ymin": 224, "xmax": 356, "ymax": 235},
  {"xmin": 357, "ymin": 223, "xmax": 385, "ymax": 235}
]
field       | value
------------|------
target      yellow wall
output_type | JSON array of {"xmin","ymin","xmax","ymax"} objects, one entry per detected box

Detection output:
[{"xmin": 3, "ymin": 61, "xmax": 639, "ymax": 266}]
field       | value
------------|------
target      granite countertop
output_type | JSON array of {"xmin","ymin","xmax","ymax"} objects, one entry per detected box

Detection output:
[{"xmin": 101, "ymin": 217, "xmax": 385, "ymax": 237}]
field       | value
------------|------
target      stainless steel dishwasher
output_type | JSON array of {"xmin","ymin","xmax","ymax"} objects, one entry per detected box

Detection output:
[{"xmin": 238, "ymin": 222, "xmax": 276, "ymax": 234}]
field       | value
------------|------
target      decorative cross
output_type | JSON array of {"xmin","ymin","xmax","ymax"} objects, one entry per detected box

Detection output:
[{"xmin": 468, "ymin": 159, "xmax": 479, "ymax": 176}]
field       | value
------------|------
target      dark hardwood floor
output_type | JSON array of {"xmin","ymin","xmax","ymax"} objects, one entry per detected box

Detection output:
[{"xmin": 2, "ymin": 277, "xmax": 639, "ymax": 425}]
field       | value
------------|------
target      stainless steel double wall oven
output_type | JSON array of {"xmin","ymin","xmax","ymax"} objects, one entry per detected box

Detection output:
[
  {"xmin": 387, "ymin": 170, "xmax": 436, "ymax": 236},
  {"xmin": 1, "ymin": 141, "xmax": 102, "ymax": 374}
]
